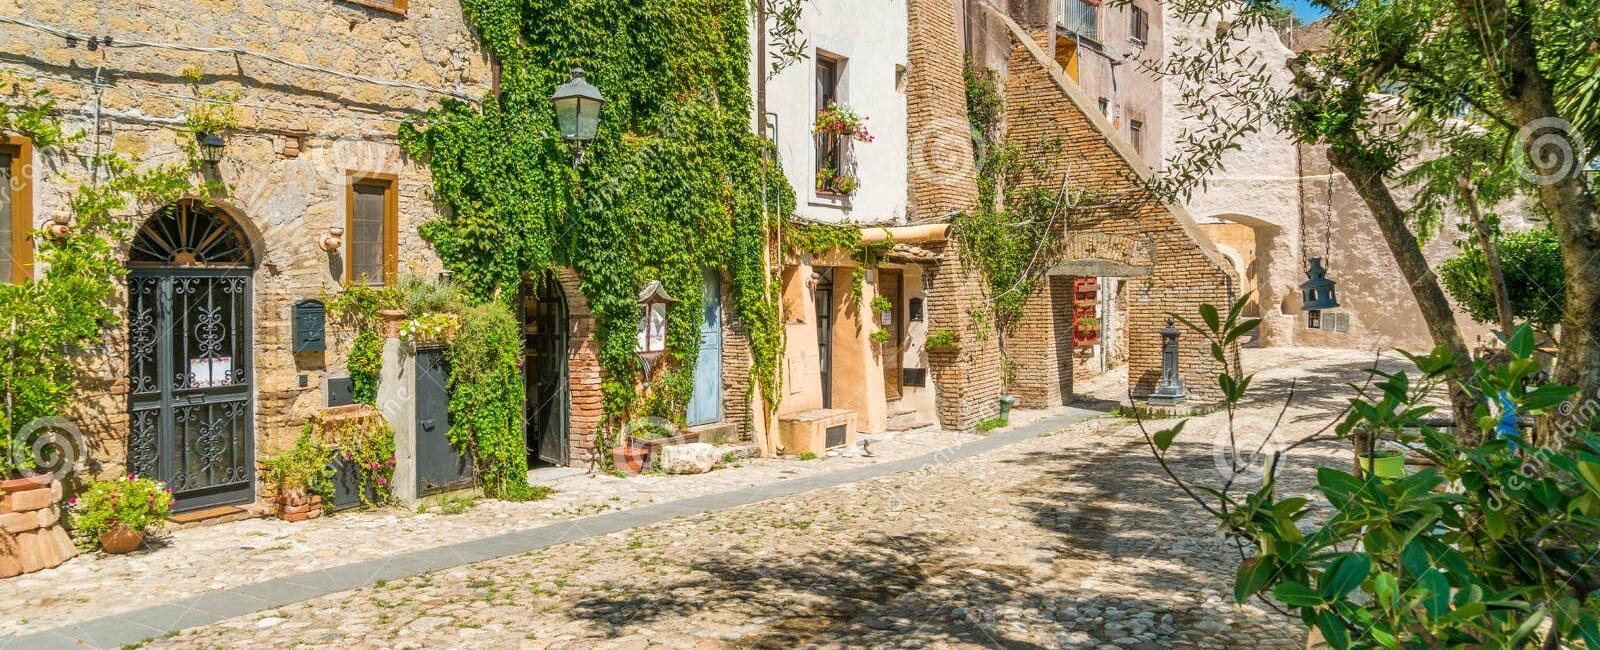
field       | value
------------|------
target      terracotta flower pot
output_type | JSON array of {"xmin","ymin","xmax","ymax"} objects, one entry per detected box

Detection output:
[
  {"xmin": 612, "ymin": 447, "xmax": 647, "ymax": 475},
  {"xmin": 99, "ymin": 527, "xmax": 145, "ymax": 554},
  {"xmin": 378, "ymin": 309, "xmax": 407, "ymax": 339}
]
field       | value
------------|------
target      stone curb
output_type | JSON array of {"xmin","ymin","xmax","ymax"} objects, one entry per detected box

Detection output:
[{"xmin": 0, "ymin": 408, "xmax": 1101, "ymax": 650}]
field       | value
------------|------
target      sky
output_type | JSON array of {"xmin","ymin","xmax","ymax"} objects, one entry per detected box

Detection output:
[{"xmin": 1284, "ymin": 0, "xmax": 1332, "ymax": 24}]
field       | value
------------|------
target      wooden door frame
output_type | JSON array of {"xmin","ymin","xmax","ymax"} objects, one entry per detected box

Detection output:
[{"xmin": 880, "ymin": 268, "xmax": 904, "ymax": 400}]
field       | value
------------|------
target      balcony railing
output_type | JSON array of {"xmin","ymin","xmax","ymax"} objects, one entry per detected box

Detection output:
[{"xmin": 1060, "ymin": 0, "xmax": 1100, "ymax": 42}]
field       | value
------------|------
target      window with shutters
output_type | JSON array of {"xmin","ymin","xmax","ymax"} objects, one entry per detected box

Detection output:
[
  {"xmin": 1129, "ymin": 119, "xmax": 1144, "ymax": 155},
  {"xmin": 1129, "ymin": 5, "xmax": 1150, "ymax": 44},
  {"xmin": 1, "ymin": 137, "xmax": 33, "ymax": 283},
  {"xmin": 345, "ymin": 174, "xmax": 398, "ymax": 286}
]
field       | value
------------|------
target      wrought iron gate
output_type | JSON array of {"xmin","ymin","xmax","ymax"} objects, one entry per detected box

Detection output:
[
  {"xmin": 127, "ymin": 271, "xmax": 255, "ymax": 511},
  {"xmin": 523, "ymin": 276, "xmax": 569, "ymax": 466},
  {"xmin": 126, "ymin": 201, "xmax": 257, "ymax": 512}
]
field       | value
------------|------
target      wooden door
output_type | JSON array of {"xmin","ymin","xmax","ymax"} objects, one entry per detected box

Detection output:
[{"xmin": 879, "ymin": 269, "xmax": 903, "ymax": 400}]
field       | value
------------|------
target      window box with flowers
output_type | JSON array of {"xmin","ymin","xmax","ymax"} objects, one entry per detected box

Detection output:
[{"xmin": 813, "ymin": 102, "xmax": 874, "ymax": 197}]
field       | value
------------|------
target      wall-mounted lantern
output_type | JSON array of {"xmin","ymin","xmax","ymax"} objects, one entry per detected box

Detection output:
[
  {"xmin": 636, "ymin": 280, "xmax": 677, "ymax": 376},
  {"xmin": 196, "ymin": 132, "xmax": 226, "ymax": 165},
  {"xmin": 1299, "ymin": 257, "xmax": 1340, "ymax": 327},
  {"xmin": 550, "ymin": 68, "xmax": 606, "ymax": 166}
]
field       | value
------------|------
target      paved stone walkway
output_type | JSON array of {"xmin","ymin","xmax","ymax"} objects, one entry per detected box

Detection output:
[{"xmin": 5, "ymin": 347, "xmax": 1394, "ymax": 649}]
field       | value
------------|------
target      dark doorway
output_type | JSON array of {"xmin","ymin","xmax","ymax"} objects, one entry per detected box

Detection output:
[
  {"xmin": 815, "ymin": 267, "xmax": 834, "ymax": 409},
  {"xmin": 879, "ymin": 269, "xmax": 904, "ymax": 400},
  {"xmin": 126, "ymin": 201, "xmax": 257, "ymax": 512},
  {"xmin": 522, "ymin": 274, "xmax": 569, "ymax": 467}
]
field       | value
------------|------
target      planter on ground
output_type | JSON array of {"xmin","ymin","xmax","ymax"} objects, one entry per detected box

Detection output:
[
  {"xmin": 98, "ymin": 526, "xmax": 144, "ymax": 554},
  {"xmin": 630, "ymin": 432, "xmax": 701, "ymax": 469},
  {"xmin": 277, "ymin": 492, "xmax": 324, "ymax": 523},
  {"xmin": 612, "ymin": 447, "xmax": 648, "ymax": 474}
]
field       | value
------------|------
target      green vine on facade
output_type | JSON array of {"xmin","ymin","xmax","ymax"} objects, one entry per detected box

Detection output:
[
  {"xmin": 400, "ymin": 0, "xmax": 796, "ymax": 458},
  {"xmin": 0, "ymin": 72, "xmax": 230, "ymax": 477}
]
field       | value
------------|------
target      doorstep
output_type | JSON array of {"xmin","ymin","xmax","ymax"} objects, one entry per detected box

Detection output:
[{"xmin": 168, "ymin": 505, "xmax": 261, "ymax": 530}]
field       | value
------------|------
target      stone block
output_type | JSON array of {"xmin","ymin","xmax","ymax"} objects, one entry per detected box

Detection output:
[
  {"xmin": 778, "ymin": 409, "xmax": 857, "ymax": 456},
  {"xmin": 15, "ymin": 531, "xmax": 45, "ymax": 573},
  {"xmin": 5, "ymin": 488, "xmax": 55, "ymax": 513},
  {"xmin": 48, "ymin": 525, "xmax": 75, "ymax": 565},
  {"xmin": 0, "ymin": 511, "xmax": 33, "ymax": 534},
  {"xmin": 0, "ymin": 551, "xmax": 20, "ymax": 579},
  {"xmin": 659, "ymin": 443, "xmax": 719, "ymax": 475}
]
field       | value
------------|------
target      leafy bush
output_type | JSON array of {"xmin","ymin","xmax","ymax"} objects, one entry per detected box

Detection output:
[
  {"xmin": 1144, "ymin": 297, "xmax": 1600, "ymax": 649},
  {"xmin": 447, "ymin": 302, "xmax": 534, "ymax": 500},
  {"xmin": 258, "ymin": 429, "xmax": 334, "ymax": 503},
  {"xmin": 925, "ymin": 329, "xmax": 960, "ymax": 352},
  {"xmin": 347, "ymin": 329, "xmax": 383, "ymax": 406},
  {"xmin": 70, "ymin": 476, "xmax": 173, "ymax": 539},
  {"xmin": 1438, "ymin": 228, "xmax": 1564, "ymax": 329},
  {"xmin": 976, "ymin": 416, "xmax": 1009, "ymax": 433}
]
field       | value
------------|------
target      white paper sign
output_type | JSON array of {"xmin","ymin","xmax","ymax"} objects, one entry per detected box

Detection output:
[{"xmin": 189, "ymin": 356, "xmax": 232, "ymax": 387}]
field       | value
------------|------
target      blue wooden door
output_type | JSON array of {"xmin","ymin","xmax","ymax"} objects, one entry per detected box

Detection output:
[{"xmin": 688, "ymin": 269, "xmax": 722, "ymax": 426}]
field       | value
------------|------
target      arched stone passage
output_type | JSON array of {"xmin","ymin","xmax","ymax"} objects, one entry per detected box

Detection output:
[{"xmin": 1199, "ymin": 212, "xmax": 1293, "ymax": 346}]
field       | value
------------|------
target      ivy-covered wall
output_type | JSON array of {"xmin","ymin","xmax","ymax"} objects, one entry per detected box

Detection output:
[{"xmin": 400, "ymin": 0, "xmax": 796, "ymax": 450}]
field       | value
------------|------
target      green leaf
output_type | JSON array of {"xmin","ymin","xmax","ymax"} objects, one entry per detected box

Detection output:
[
  {"xmin": 1508, "ymin": 323, "xmax": 1534, "ymax": 359},
  {"xmin": 1318, "ymin": 553, "xmax": 1371, "ymax": 601},
  {"xmin": 1521, "ymin": 384, "xmax": 1578, "ymax": 412},
  {"xmin": 1483, "ymin": 503, "xmax": 1508, "ymax": 539},
  {"xmin": 1271, "ymin": 580, "xmax": 1324, "ymax": 607},
  {"xmin": 1372, "ymin": 571, "xmax": 1398, "ymax": 611},
  {"xmin": 1315, "ymin": 610, "xmax": 1351, "ymax": 650},
  {"xmin": 1153, "ymin": 420, "xmax": 1187, "ymax": 452},
  {"xmin": 1234, "ymin": 555, "xmax": 1276, "ymax": 603},
  {"xmin": 1199, "ymin": 303, "xmax": 1221, "ymax": 334}
]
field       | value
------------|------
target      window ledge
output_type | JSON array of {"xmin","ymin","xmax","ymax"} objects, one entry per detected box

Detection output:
[{"xmin": 809, "ymin": 192, "xmax": 852, "ymax": 210}]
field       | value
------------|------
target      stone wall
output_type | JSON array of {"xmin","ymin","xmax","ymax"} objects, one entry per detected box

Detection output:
[{"xmin": 0, "ymin": 2, "xmax": 491, "ymax": 485}]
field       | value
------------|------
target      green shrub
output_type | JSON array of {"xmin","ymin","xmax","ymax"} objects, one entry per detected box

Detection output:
[
  {"xmin": 259, "ymin": 429, "xmax": 334, "ymax": 502},
  {"xmin": 347, "ymin": 329, "xmax": 383, "ymax": 406},
  {"xmin": 1438, "ymin": 228, "xmax": 1564, "ymax": 329},
  {"xmin": 976, "ymin": 416, "xmax": 1009, "ymax": 433},
  {"xmin": 925, "ymin": 329, "xmax": 960, "ymax": 352},
  {"xmin": 447, "ymin": 302, "xmax": 533, "ymax": 500},
  {"xmin": 70, "ymin": 476, "xmax": 174, "ymax": 539}
]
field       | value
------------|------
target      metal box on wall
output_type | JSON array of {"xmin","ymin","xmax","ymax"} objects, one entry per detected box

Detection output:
[{"xmin": 292, "ymin": 299, "xmax": 326, "ymax": 353}]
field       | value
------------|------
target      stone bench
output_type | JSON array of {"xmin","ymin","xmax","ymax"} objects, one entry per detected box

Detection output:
[{"xmin": 777, "ymin": 409, "xmax": 857, "ymax": 456}]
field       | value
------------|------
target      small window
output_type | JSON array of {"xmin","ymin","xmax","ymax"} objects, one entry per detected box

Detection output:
[
  {"xmin": 0, "ymin": 137, "xmax": 33, "ymax": 283},
  {"xmin": 1129, "ymin": 5, "xmax": 1150, "ymax": 44},
  {"xmin": 1129, "ymin": 119, "xmax": 1144, "ymax": 155},
  {"xmin": 815, "ymin": 53, "xmax": 849, "ymax": 196},
  {"xmin": 342, "ymin": 0, "xmax": 407, "ymax": 15},
  {"xmin": 345, "ymin": 174, "xmax": 398, "ymax": 286},
  {"xmin": 1097, "ymin": 97, "xmax": 1109, "ymax": 115}
]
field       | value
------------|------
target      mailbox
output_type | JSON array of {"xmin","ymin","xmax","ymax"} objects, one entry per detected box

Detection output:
[{"xmin": 293, "ymin": 299, "xmax": 327, "ymax": 353}]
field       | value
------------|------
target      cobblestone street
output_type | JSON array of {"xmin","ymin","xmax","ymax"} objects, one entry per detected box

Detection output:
[{"xmin": 135, "ymin": 349, "xmax": 1385, "ymax": 650}]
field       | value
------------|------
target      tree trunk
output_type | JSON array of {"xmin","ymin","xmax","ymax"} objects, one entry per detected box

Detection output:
[
  {"xmin": 1461, "ymin": 179, "xmax": 1516, "ymax": 336},
  {"xmin": 1326, "ymin": 146, "xmax": 1482, "ymax": 436},
  {"xmin": 1452, "ymin": 0, "xmax": 1600, "ymax": 430}
]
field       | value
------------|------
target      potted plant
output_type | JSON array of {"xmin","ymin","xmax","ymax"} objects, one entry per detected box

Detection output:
[
  {"xmin": 812, "ymin": 102, "xmax": 874, "ymax": 143},
  {"xmin": 70, "ymin": 475, "xmax": 173, "ymax": 554},
  {"xmin": 258, "ymin": 431, "xmax": 334, "ymax": 521},
  {"xmin": 1359, "ymin": 447, "xmax": 1407, "ymax": 479}
]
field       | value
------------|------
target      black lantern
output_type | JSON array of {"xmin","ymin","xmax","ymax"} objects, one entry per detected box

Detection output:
[
  {"xmin": 550, "ymin": 68, "xmax": 606, "ymax": 163},
  {"xmin": 636, "ymin": 280, "xmax": 677, "ymax": 375},
  {"xmin": 196, "ymin": 132, "xmax": 226, "ymax": 165},
  {"xmin": 1299, "ymin": 257, "xmax": 1340, "ymax": 311}
]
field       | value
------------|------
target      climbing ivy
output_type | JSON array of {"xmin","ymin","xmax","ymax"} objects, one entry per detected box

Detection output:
[{"xmin": 400, "ymin": 0, "xmax": 795, "ymax": 457}]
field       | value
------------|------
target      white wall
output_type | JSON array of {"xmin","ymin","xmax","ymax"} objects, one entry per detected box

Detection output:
[{"xmin": 761, "ymin": 0, "xmax": 909, "ymax": 224}]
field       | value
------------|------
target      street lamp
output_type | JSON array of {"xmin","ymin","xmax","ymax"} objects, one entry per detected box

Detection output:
[{"xmin": 550, "ymin": 68, "xmax": 606, "ymax": 165}]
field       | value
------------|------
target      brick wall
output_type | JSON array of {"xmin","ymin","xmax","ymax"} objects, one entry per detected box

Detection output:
[
  {"xmin": 998, "ymin": 25, "xmax": 1237, "ymax": 400},
  {"xmin": 556, "ymin": 269, "xmax": 604, "ymax": 466}
]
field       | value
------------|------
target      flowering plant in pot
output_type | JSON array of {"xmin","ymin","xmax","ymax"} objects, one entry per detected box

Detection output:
[
  {"xmin": 70, "ymin": 475, "xmax": 173, "ymax": 554},
  {"xmin": 813, "ymin": 102, "xmax": 874, "ymax": 142},
  {"xmin": 259, "ymin": 430, "xmax": 334, "ymax": 521}
]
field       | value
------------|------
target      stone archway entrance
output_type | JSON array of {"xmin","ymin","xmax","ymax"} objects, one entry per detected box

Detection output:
[
  {"xmin": 521, "ymin": 274, "xmax": 570, "ymax": 467},
  {"xmin": 126, "ymin": 200, "xmax": 258, "ymax": 512}
]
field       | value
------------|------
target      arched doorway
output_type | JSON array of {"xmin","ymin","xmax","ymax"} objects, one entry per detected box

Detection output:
[
  {"xmin": 126, "ymin": 200, "xmax": 257, "ymax": 512},
  {"xmin": 521, "ymin": 274, "xmax": 569, "ymax": 467}
]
